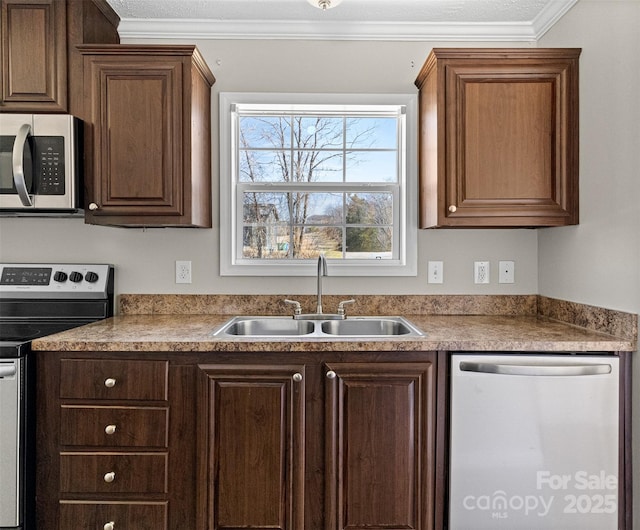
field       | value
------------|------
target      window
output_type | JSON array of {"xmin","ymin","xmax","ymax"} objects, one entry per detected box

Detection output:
[{"xmin": 220, "ymin": 93, "xmax": 417, "ymax": 276}]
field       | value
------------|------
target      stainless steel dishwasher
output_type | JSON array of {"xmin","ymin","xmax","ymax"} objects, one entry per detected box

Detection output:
[{"xmin": 449, "ymin": 353, "xmax": 619, "ymax": 530}]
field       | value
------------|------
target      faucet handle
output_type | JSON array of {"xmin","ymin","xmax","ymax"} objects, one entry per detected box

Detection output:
[
  {"xmin": 337, "ymin": 299, "xmax": 356, "ymax": 316},
  {"xmin": 284, "ymin": 299, "xmax": 302, "ymax": 315}
]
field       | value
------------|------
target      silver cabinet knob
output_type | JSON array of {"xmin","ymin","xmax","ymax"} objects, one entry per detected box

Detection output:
[
  {"xmin": 104, "ymin": 378, "xmax": 117, "ymax": 388},
  {"xmin": 292, "ymin": 372, "xmax": 303, "ymax": 383},
  {"xmin": 105, "ymin": 424, "xmax": 117, "ymax": 435},
  {"xmin": 103, "ymin": 522, "xmax": 115, "ymax": 530},
  {"xmin": 448, "ymin": 205, "xmax": 457, "ymax": 213},
  {"xmin": 103, "ymin": 471, "xmax": 116, "ymax": 483},
  {"xmin": 88, "ymin": 202, "xmax": 99, "ymax": 211},
  {"xmin": 326, "ymin": 370, "xmax": 337, "ymax": 379}
]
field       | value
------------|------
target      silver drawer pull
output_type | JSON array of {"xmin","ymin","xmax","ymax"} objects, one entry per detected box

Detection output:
[
  {"xmin": 104, "ymin": 424, "xmax": 117, "ymax": 435},
  {"xmin": 326, "ymin": 370, "xmax": 337, "ymax": 379},
  {"xmin": 104, "ymin": 378, "xmax": 117, "ymax": 388},
  {"xmin": 103, "ymin": 522, "xmax": 115, "ymax": 530},
  {"xmin": 103, "ymin": 471, "xmax": 116, "ymax": 483},
  {"xmin": 292, "ymin": 372, "xmax": 303, "ymax": 382}
]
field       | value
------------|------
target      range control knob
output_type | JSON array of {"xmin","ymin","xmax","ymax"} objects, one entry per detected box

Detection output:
[
  {"xmin": 85, "ymin": 272, "xmax": 99, "ymax": 283},
  {"xmin": 53, "ymin": 271, "xmax": 68, "ymax": 282},
  {"xmin": 69, "ymin": 271, "xmax": 83, "ymax": 283}
]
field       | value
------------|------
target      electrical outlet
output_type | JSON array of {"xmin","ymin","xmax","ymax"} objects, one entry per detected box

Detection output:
[
  {"xmin": 428, "ymin": 261, "xmax": 443, "ymax": 284},
  {"xmin": 499, "ymin": 261, "xmax": 515, "ymax": 283},
  {"xmin": 474, "ymin": 261, "xmax": 490, "ymax": 284},
  {"xmin": 175, "ymin": 260, "xmax": 192, "ymax": 284}
]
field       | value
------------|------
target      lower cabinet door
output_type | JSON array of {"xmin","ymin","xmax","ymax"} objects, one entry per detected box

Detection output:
[
  {"xmin": 324, "ymin": 361, "xmax": 437, "ymax": 530},
  {"xmin": 59, "ymin": 502, "xmax": 167, "ymax": 530},
  {"xmin": 197, "ymin": 364, "xmax": 305, "ymax": 530}
]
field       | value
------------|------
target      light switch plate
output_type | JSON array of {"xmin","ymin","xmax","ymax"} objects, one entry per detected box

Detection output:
[{"xmin": 428, "ymin": 261, "xmax": 443, "ymax": 284}]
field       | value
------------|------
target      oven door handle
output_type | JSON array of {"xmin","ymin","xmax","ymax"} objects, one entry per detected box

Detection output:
[
  {"xmin": 0, "ymin": 364, "xmax": 17, "ymax": 378},
  {"xmin": 12, "ymin": 123, "xmax": 34, "ymax": 207}
]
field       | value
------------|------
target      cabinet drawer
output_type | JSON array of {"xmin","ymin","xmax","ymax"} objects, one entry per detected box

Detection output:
[
  {"xmin": 60, "ymin": 406, "xmax": 168, "ymax": 447},
  {"xmin": 60, "ymin": 360, "xmax": 168, "ymax": 401},
  {"xmin": 60, "ymin": 453, "xmax": 167, "ymax": 494},
  {"xmin": 60, "ymin": 501, "xmax": 167, "ymax": 530}
]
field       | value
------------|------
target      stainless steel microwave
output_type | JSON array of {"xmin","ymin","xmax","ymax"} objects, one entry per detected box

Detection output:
[{"xmin": 0, "ymin": 114, "xmax": 82, "ymax": 213}]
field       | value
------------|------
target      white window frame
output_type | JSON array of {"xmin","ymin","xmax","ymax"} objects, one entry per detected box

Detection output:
[{"xmin": 219, "ymin": 92, "xmax": 418, "ymax": 277}]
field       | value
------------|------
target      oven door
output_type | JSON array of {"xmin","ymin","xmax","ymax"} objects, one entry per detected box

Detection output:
[
  {"xmin": 0, "ymin": 114, "xmax": 81, "ymax": 211},
  {"xmin": 0, "ymin": 358, "xmax": 22, "ymax": 527}
]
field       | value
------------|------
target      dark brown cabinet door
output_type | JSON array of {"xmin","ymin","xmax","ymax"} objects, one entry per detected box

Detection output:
[
  {"xmin": 84, "ymin": 54, "xmax": 184, "ymax": 218},
  {"xmin": 197, "ymin": 364, "xmax": 305, "ymax": 530},
  {"xmin": 0, "ymin": 0, "xmax": 67, "ymax": 111},
  {"xmin": 415, "ymin": 48, "xmax": 580, "ymax": 228},
  {"xmin": 0, "ymin": 0, "xmax": 119, "ymax": 114},
  {"xmin": 324, "ymin": 360, "xmax": 436, "ymax": 530},
  {"xmin": 80, "ymin": 45, "xmax": 214, "ymax": 227}
]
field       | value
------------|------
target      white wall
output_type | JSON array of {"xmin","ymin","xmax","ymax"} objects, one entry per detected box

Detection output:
[
  {"xmin": 538, "ymin": 1, "xmax": 640, "ymax": 526},
  {"xmin": 0, "ymin": 39, "xmax": 539, "ymax": 298}
]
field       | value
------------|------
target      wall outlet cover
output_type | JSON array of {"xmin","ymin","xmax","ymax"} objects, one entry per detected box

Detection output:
[
  {"xmin": 474, "ymin": 261, "xmax": 490, "ymax": 284},
  {"xmin": 176, "ymin": 260, "xmax": 192, "ymax": 284}
]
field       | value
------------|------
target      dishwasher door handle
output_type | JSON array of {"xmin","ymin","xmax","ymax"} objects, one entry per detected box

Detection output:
[{"xmin": 459, "ymin": 361, "xmax": 613, "ymax": 377}]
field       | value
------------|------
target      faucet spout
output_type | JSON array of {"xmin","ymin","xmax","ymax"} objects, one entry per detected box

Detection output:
[{"xmin": 316, "ymin": 254, "xmax": 328, "ymax": 314}]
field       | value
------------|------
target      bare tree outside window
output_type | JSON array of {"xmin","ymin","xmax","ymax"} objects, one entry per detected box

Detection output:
[{"xmin": 239, "ymin": 114, "xmax": 397, "ymax": 260}]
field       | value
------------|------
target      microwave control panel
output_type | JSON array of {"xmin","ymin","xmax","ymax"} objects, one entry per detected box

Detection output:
[{"xmin": 34, "ymin": 137, "xmax": 65, "ymax": 195}]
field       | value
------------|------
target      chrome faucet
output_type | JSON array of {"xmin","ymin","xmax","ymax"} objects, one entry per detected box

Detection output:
[
  {"xmin": 283, "ymin": 254, "xmax": 355, "ymax": 319},
  {"xmin": 316, "ymin": 253, "xmax": 328, "ymax": 314}
]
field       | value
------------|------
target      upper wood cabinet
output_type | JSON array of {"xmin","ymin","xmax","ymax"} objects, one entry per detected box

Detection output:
[
  {"xmin": 79, "ymin": 45, "xmax": 215, "ymax": 227},
  {"xmin": 0, "ymin": 0, "xmax": 119, "ymax": 114},
  {"xmin": 414, "ymin": 48, "xmax": 581, "ymax": 228}
]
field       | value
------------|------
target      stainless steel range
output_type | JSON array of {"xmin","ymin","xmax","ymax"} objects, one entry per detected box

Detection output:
[{"xmin": 0, "ymin": 263, "xmax": 114, "ymax": 530}]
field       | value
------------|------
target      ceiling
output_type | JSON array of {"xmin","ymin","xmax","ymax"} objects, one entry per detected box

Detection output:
[{"xmin": 105, "ymin": 0, "xmax": 579, "ymax": 41}]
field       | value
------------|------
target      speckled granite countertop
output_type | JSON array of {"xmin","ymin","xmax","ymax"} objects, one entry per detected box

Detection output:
[{"xmin": 31, "ymin": 294, "xmax": 637, "ymax": 353}]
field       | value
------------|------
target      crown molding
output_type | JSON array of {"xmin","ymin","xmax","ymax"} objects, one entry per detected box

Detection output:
[
  {"xmin": 531, "ymin": 0, "xmax": 578, "ymax": 38},
  {"xmin": 117, "ymin": 19, "xmax": 538, "ymax": 41},
  {"xmin": 115, "ymin": 1, "xmax": 578, "ymax": 42}
]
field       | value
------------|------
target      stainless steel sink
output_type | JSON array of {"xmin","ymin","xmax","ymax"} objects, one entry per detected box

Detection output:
[
  {"xmin": 219, "ymin": 317, "xmax": 315, "ymax": 336},
  {"xmin": 320, "ymin": 317, "xmax": 419, "ymax": 336},
  {"xmin": 214, "ymin": 316, "xmax": 423, "ymax": 338}
]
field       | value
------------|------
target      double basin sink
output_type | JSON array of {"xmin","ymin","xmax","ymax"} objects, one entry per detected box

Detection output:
[{"xmin": 214, "ymin": 316, "xmax": 423, "ymax": 338}]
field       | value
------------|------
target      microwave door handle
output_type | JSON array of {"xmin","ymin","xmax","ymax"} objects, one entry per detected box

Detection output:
[
  {"xmin": 12, "ymin": 123, "xmax": 34, "ymax": 207},
  {"xmin": 459, "ymin": 361, "xmax": 612, "ymax": 377}
]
